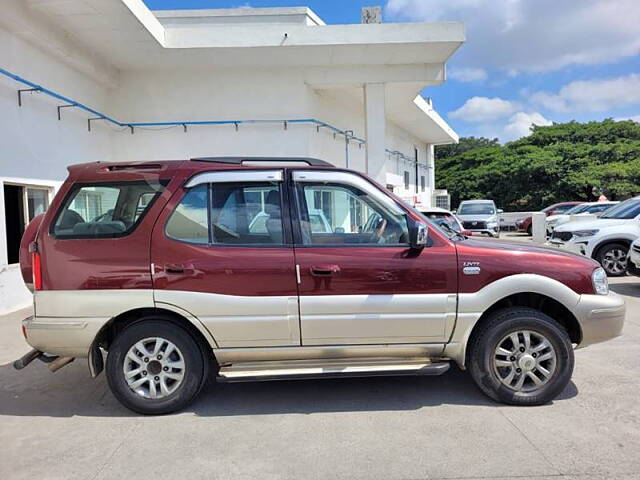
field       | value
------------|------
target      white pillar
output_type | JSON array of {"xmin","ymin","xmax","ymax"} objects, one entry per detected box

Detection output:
[
  {"xmin": 426, "ymin": 143, "xmax": 435, "ymax": 190},
  {"xmin": 0, "ymin": 180, "xmax": 7, "ymax": 266},
  {"xmin": 364, "ymin": 83, "xmax": 386, "ymax": 184},
  {"xmin": 531, "ymin": 212, "xmax": 546, "ymax": 243}
]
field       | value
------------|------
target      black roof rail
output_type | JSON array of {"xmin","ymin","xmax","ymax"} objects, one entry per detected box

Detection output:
[{"xmin": 190, "ymin": 157, "xmax": 334, "ymax": 167}]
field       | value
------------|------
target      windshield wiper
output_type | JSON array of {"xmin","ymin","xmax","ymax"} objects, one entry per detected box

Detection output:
[{"xmin": 438, "ymin": 222, "xmax": 465, "ymax": 241}]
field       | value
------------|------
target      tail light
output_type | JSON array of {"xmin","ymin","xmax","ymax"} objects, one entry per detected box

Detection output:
[{"xmin": 31, "ymin": 251, "xmax": 42, "ymax": 291}]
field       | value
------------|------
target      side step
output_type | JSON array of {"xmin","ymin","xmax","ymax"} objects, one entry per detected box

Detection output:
[{"xmin": 217, "ymin": 358, "xmax": 450, "ymax": 383}]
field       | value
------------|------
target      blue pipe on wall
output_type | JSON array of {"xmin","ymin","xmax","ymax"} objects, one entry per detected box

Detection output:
[{"xmin": 1, "ymin": 67, "xmax": 425, "ymax": 166}]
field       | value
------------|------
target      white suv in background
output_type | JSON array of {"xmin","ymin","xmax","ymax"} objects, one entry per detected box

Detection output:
[
  {"xmin": 546, "ymin": 201, "xmax": 618, "ymax": 235},
  {"xmin": 628, "ymin": 237, "xmax": 640, "ymax": 277},
  {"xmin": 455, "ymin": 200, "xmax": 502, "ymax": 238},
  {"xmin": 550, "ymin": 196, "xmax": 640, "ymax": 276}
]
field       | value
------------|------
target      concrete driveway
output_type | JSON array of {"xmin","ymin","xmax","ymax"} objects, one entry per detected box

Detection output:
[{"xmin": 1, "ymin": 278, "xmax": 639, "ymax": 480}]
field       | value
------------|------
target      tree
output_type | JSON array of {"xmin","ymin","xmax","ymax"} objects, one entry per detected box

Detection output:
[
  {"xmin": 435, "ymin": 119, "xmax": 640, "ymax": 211},
  {"xmin": 435, "ymin": 136, "xmax": 500, "ymax": 160}
]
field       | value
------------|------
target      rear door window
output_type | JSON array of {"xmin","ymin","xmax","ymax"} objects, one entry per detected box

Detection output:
[{"xmin": 52, "ymin": 181, "xmax": 164, "ymax": 238}]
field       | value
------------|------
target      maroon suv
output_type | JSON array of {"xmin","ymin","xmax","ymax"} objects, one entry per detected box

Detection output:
[
  {"xmin": 14, "ymin": 158, "xmax": 624, "ymax": 414},
  {"xmin": 516, "ymin": 202, "xmax": 582, "ymax": 235}
]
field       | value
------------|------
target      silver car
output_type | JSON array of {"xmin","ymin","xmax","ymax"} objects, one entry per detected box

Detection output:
[{"xmin": 455, "ymin": 200, "xmax": 502, "ymax": 238}]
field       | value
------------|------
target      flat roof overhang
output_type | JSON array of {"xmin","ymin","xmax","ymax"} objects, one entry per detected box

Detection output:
[{"xmin": 11, "ymin": 0, "xmax": 462, "ymax": 144}]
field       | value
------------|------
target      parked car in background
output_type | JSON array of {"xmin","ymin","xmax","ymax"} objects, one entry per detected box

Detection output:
[
  {"xmin": 15, "ymin": 157, "xmax": 625, "ymax": 414},
  {"xmin": 546, "ymin": 202, "xmax": 619, "ymax": 235},
  {"xmin": 549, "ymin": 196, "xmax": 640, "ymax": 276},
  {"xmin": 627, "ymin": 237, "xmax": 640, "ymax": 277},
  {"xmin": 455, "ymin": 200, "xmax": 502, "ymax": 238},
  {"xmin": 516, "ymin": 201, "xmax": 582, "ymax": 236},
  {"xmin": 418, "ymin": 206, "xmax": 464, "ymax": 234}
]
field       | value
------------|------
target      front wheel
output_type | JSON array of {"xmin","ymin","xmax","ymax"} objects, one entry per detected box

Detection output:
[
  {"xmin": 467, "ymin": 308, "xmax": 574, "ymax": 406},
  {"xmin": 106, "ymin": 319, "xmax": 208, "ymax": 415},
  {"xmin": 595, "ymin": 243, "xmax": 629, "ymax": 277}
]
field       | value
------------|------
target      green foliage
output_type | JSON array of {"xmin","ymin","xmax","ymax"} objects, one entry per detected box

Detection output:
[{"xmin": 435, "ymin": 119, "xmax": 640, "ymax": 211}]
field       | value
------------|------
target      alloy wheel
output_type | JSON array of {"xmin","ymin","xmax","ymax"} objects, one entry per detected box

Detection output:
[
  {"xmin": 493, "ymin": 330, "xmax": 557, "ymax": 393},
  {"xmin": 123, "ymin": 337, "xmax": 185, "ymax": 399},
  {"xmin": 602, "ymin": 248, "xmax": 628, "ymax": 275}
]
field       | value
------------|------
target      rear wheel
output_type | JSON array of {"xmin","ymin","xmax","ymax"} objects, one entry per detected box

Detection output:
[
  {"xmin": 106, "ymin": 319, "xmax": 208, "ymax": 415},
  {"xmin": 467, "ymin": 308, "xmax": 574, "ymax": 406},
  {"xmin": 595, "ymin": 243, "xmax": 628, "ymax": 277}
]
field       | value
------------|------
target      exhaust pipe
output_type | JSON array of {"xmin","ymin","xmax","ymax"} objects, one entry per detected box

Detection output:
[
  {"xmin": 13, "ymin": 349, "xmax": 43, "ymax": 370},
  {"xmin": 48, "ymin": 356, "xmax": 75, "ymax": 373}
]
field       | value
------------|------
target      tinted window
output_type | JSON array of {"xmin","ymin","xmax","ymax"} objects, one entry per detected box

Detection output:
[
  {"xmin": 458, "ymin": 203, "xmax": 495, "ymax": 215},
  {"xmin": 297, "ymin": 183, "xmax": 408, "ymax": 245},
  {"xmin": 166, "ymin": 182, "xmax": 285, "ymax": 245},
  {"xmin": 166, "ymin": 185, "xmax": 209, "ymax": 244},
  {"xmin": 53, "ymin": 181, "xmax": 163, "ymax": 238},
  {"xmin": 601, "ymin": 199, "xmax": 640, "ymax": 219}
]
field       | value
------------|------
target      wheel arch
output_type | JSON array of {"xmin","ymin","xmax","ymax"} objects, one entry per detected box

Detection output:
[
  {"xmin": 445, "ymin": 274, "xmax": 583, "ymax": 368},
  {"xmin": 89, "ymin": 306, "xmax": 217, "ymax": 377},
  {"xmin": 591, "ymin": 237, "xmax": 632, "ymax": 260}
]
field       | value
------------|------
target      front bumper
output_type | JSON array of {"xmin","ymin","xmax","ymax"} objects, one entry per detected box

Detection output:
[
  {"xmin": 548, "ymin": 238, "xmax": 590, "ymax": 256},
  {"xmin": 574, "ymin": 292, "xmax": 625, "ymax": 348}
]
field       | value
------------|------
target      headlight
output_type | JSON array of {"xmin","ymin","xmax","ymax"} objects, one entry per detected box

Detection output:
[
  {"xmin": 547, "ymin": 219, "xmax": 558, "ymax": 225},
  {"xmin": 592, "ymin": 267, "xmax": 609, "ymax": 295},
  {"xmin": 573, "ymin": 229, "xmax": 599, "ymax": 238}
]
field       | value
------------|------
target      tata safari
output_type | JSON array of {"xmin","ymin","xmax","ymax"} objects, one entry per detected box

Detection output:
[{"xmin": 15, "ymin": 158, "xmax": 625, "ymax": 414}]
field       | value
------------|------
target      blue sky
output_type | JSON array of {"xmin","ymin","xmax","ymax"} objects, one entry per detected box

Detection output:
[{"xmin": 144, "ymin": 0, "xmax": 640, "ymax": 142}]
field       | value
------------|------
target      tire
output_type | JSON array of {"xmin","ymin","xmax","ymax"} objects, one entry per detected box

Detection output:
[
  {"xmin": 106, "ymin": 319, "xmax": 208, "ymax": 415},
  {"xmin": 595, "ymin": 243, "xmax": 629, "ymax": 277},
  {"xmin": 467, "ymin": 308, "xmax": 574, "ymax": 406}
]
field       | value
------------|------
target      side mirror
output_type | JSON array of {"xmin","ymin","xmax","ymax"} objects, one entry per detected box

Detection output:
[
  {"xmin": 409, "ymin": 220, "xmax": 428, "ymax": 249},
  {"xmin": 497, "ymin": 209, "xmax": 504, "ymax": 214},
  {"xmin": 452, "ymin": 209, "xmax": 457, "ymax": 214}
]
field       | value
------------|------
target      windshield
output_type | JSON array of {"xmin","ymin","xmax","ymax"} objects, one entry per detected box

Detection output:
[
  {"xmin": 421, "ymin": 212, "xmax": 461, "ymax": 232},
  {"xmin": 600, "ymin": 199, "xmax": 640, "ymax": 219},
  {"xmin": 458, "ymin": 203, "xmax": 495, "ymax": 215},
  {"xmin": 564, "ymin": 204, "xmax": 589, "ymax": 215}
]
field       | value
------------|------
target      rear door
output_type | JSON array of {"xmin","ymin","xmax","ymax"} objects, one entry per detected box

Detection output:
[
  {"xmin": 150, "ymin": 170, "xmax": 301, "ymax": 348},
  {"xmin": 290, "ymin": 170, "xmax": 458, "ymax": 346}
]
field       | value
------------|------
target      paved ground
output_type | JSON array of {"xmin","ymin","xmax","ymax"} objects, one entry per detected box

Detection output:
[{"xmin": 1, "ymin": 276, "xmax": 639, "ymax": 480}]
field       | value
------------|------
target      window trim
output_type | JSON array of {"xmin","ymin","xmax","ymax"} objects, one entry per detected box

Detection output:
[{"xmin": 49, "ymin": 180, "xmax": 167, "ymax": 240}]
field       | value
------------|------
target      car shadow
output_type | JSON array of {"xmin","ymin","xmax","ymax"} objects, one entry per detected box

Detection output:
[
  {"xmin": 0, "ymin": 360, "xmax": 579, "ymax": 418},
  {"xmin": 610, "ymin": 280, "xmax": 640, "ymax": 298}
]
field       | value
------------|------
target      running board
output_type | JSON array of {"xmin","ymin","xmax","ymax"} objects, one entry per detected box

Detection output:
[{"xmin": 217, "ymin": 358, "xmax": 450, "ymax": 383}]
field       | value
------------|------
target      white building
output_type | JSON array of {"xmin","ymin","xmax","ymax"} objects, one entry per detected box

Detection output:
[{"xmin": 0, "ymin": 0, "xmax": 463, "ymax": 313}]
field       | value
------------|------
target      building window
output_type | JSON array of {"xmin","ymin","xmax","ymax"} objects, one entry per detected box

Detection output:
[
  {"xmin": 404, "ymin": 171, "xmax": 410, "ymax": 190},
  {"xmin": 3, "ymin": 183, "xmax": 52, "ymax": 264},
  {"xmin": 420, "ymin": 176, "xmax": 426, "ymax": 192}
]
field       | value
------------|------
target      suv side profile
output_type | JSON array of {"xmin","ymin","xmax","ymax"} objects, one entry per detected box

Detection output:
[{"xmin": 16, "ymin": 158, "xmax": 625, "ymax": 414}]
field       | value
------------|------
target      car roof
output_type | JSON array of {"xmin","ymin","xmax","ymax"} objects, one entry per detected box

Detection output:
[
  {"xmin": 66, "ymin": 158, "xmax": 336, "ymax": 183},
  {"xmin": 419, "ymin": 206, "xmax": 452, "ymax": 214},
  {"xmin": 459, "ymin": 199, "xmax": 494, "ymax": 204}
]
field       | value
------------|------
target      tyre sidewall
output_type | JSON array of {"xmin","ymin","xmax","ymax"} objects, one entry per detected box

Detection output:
[
  {"xmin": 469, "ymin": 310, "xmax": 574, "ymax": 406},
  {"xmin": 106, "ymin": 320, "xmax": 205, "ymax": 415}
]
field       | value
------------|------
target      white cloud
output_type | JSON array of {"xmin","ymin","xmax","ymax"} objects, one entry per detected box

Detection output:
[
  {"xmin": 531, "ymin": 74, "xmax": 640, "ymax": 113},
  {"xmin": 385, "ymin": 0, "xmax": 640, "ymax": 74},
  {"xmin": 448, "ymin": 67, "xmax": 488, "ymax": 82},
  {"xmin": 503, "ymin": 112, "xmax": 552, "ymax": 141},
  {"xmin": 449, "ymin": 96, "xmax": 518, "ymax": 122},
  {"xmin": 615, "ymin": 115, "xmax": 640, "ymax": 123}
]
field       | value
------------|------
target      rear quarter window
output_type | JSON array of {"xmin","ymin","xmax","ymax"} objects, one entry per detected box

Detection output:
[{"xmin": 51, "ymin": 181, "xmax": 165, "ymax": 238}]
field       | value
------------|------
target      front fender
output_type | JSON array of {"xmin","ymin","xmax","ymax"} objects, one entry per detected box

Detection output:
[{"xmin": 444, "ymin": 274, "xmax": 582, "ymax": 368}]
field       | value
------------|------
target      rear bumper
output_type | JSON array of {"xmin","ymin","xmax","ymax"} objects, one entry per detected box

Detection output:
[
  {"xmin": 574, "ymin": 292, "xmax": 625, "ymax": 348},
  {"xmin": 22, "ymin": 316, "xmax": 107, "ymax": 357}
]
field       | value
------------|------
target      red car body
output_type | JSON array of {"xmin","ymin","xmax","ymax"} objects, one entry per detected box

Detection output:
[
  {"xmin": 22, "ymin": 161, "xmax": 598, "ymax": 296},
  {"xmin": 516, "ymin": 202, "xmax": 582, "ymax": 235}
]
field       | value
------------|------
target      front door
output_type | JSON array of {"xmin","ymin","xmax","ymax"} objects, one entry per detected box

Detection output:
[
  {"xmin": 291, "ymin": 170, "xmax": 457, "ymax": 345},
  {"xmin": 151, "ymin": 170, "xmax": 300, "ymax": 348}
]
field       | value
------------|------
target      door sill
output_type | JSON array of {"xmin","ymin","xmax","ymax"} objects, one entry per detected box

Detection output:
[{"xmin": 217, "ymin": 357, "xmax": 450, "ymax": 382}]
